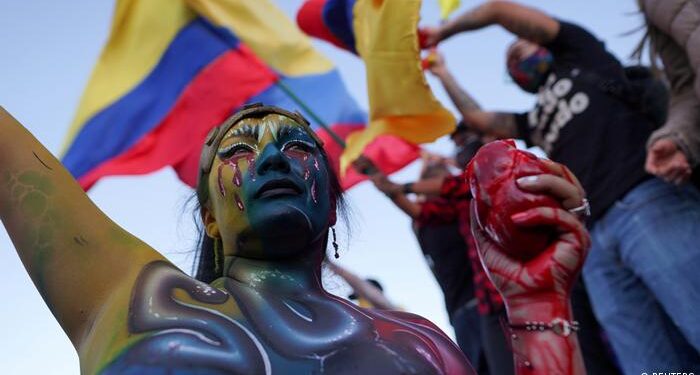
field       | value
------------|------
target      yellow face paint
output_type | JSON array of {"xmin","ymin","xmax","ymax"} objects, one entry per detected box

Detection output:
[{"xmin": 205, "ymin": 114, "xmax": 333, "ymax": 261}]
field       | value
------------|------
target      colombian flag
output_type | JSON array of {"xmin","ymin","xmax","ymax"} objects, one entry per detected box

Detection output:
[
  {"xmin": 62, "ymin": 0, "xmax": 421, "ymax": 190},
  {"xmin": 297, "ymin": 0, "xmax": 456, "ymax": 174}
]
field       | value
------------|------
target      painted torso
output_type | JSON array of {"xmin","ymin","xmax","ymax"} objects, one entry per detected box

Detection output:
[{"xmin": 93, "ymin": 261, "xmax": 472, "ymax": 375}]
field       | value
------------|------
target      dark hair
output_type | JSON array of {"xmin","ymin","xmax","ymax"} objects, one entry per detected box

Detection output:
[
  {"xmin": 191, "ymin": 146, "xmax": 347, "ymax": 283},
  {"xmin": 419, "ymin": 160, "xmax": 451, "ymax": 180}
]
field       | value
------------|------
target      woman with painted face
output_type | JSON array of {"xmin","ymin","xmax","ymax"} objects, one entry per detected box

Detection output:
[
  {"xmin": 1, "ymin": 103, "xmax": 587, "ymax": 374},
  {"xmin": 423, "ymin": 1, "xmax": 700, "ymax": 374}
]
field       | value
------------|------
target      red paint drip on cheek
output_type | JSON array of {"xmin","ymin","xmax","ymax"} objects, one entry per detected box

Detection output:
[
  {"xmin": 230, "ymin": 161, "xmax": 242, "ymax": 187},
  {"xmin": 311, "ymin": 179, "xmax": 318, "ymax": 204},
  {"xmin": 216, "ymin": 164, "xmax": 226, "ymax": 198},
  {"xmin": 248, "ymin": 157, "xmax": 257, "ymax": 182},
  {"xmin": 234, "ymin": 193, "xmax": 245, "ymax": 211}
]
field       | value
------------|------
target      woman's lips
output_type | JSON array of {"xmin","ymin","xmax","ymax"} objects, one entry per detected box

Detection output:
[
  {"xmin": 258, "ymin": 187, "xmax": 300, "ymax": 199},
  {"xmin": 254, "ymin": 179, "xmax": 302, "ymax": 199}
]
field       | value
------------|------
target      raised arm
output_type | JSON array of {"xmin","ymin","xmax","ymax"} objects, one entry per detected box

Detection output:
[
  {"xmin": 468, "ymin": 144, "xmax": 588, "ymax": 375},
  {"xmin": 424, "ymin": 0, "xmax": 559, "ymax": 46},
  {"xmin": 0, "ymin": 107, "xmax": 165, "ymax": 348},
  {"xmin": 427, "ymin": 52, "xmax": 518, "ymax": 139}
]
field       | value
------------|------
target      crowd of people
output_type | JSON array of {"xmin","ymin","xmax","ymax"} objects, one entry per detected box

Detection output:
[
  {"xmin": 351, "ymin": 1, "xmax": 700, "ymax": 374},
  {"xmin": 2, "ymin": 0, "xmax": 700, "ymax": 374}
]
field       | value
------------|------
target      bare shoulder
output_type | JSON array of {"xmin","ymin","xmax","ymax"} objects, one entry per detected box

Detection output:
[{"xmin": 84, "ymin": 260, "xmax": 262, "ymax": 374}]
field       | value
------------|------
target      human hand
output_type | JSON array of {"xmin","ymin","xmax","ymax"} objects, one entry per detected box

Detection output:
[
  {"xmin": 419, "ymin": 26, "xmax": 443, "ymax": 49},
  {"xmin": 352, "ymin": 155, "xmax": 380, "ymax": 176},
  {"xmin": 646, "ymin": 138, "xmax": 692, "ymax": 185},
  {"xmin": 471, "ymin": 158, "xmax": 590, "ymax": 320},
  {"xmin": 369, "ymin": 174, "xmax": 402, "ymax": 197},
  {"xmin": 424, "ymin": 50, "xmax": 447, "ymax": 77}
]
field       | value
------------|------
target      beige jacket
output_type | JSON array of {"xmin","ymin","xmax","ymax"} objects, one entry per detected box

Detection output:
[{"xmin": 640, "ymin": 0, "xmax": 700, "ymax": 166}]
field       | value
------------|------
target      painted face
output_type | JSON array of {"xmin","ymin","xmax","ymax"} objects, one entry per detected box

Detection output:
[
  {"xmin": 206, "ymin": 114, "xmax": 334, "ymax": 260},
  {"xmin": 506, "ymin": 39, "xmax": 553, "ymax": 93}
]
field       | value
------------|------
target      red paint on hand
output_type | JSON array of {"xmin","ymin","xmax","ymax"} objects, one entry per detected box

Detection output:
[{"xmin": 467, "ymin": 140, "xmax": 559, "ymax": 260}]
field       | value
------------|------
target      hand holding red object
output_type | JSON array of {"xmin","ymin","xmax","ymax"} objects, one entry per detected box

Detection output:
[
  {"xmin": 467, "ymin": 139, "xmax": 589, "ymax": 307},
  {"xmin": 467, "ymin": 140, "xmax": 562, "ymax": 260},
  {"xmin": 467, "ymin": 140, "xmax": 589, "ymax": 375}
]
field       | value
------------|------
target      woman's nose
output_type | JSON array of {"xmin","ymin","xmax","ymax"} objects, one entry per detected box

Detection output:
[{"xmin": 257, "ymin": 144, "xmax": 291, "ymax": 175}]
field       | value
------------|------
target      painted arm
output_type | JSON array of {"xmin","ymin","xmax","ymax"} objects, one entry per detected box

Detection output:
[
  {"xmin": 424, "ymin": 1, "xmax": 560, "ymax": 46},
  {"xmin": 427, "ymin": 52, "xmax": 518, "ymax": 139},
  {"xmin": 0, "ymin": 107, "xmax": 166, "ymax": 349}
]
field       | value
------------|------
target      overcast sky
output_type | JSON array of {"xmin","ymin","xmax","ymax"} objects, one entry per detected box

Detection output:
[{"xmin": 0, "ymin": 1, "xmax": 643, "ymax": 373}]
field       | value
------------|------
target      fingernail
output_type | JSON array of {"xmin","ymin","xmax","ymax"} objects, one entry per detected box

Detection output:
[
  {"xmin": 517, "ymin": 176, "xmax": 538, "ymax": 186},
  {"xmin": 511, "ymin": 212, "xmax": 534, "ymax": 223}
]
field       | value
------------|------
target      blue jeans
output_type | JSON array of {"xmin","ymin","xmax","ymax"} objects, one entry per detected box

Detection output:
[
  {"xmin": 451, "ymin": 300, "xmax": 484, "ymax": 372},
  {"xmin": 583, "ymin": 178, "xmax": 700, "ymax": 375}
]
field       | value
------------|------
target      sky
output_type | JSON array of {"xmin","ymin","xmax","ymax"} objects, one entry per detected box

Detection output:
[{"xmin": 0, "ymin": 0, "xmax": 644, "ymax": 373}]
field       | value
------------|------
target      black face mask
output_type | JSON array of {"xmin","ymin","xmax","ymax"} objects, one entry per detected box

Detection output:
[{"xmin": 455, "ymin": 138, "xmax": 484, "ymax": 169}]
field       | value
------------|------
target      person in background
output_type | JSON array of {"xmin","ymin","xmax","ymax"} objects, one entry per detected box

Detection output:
[
  {"xmin": 635, "ymin": 0, "xmax": 700, "ymax": 186},
  {"xmin": 326, "ymin": 261, "xmax": 398, "ymax": 310},
  {"xmin": 421, "ymin": 1, "xmax": 700, "ymax": 373}
]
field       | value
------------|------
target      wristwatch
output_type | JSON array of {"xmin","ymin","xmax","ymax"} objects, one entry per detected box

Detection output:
[{"xmin": 401, "ymin": 182, "xmax": 414, "ymax": 194}]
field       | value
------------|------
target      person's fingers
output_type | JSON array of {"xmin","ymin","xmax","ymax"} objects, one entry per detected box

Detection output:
[
  {"xmin": 539, "ymin": 159, "xmax": 585, "ymax": 198},
  {"xmin": 511, "ymin": 207, "xmax": 590, "ymax": 250},
  {"xmin": 671, "ymin": 173, "xmax": 690, "ymax": 186},
  {"xmin": 666, "ymin": 165, "xmax": 691, "ymax": 185},
  {"xmin": 645, "ymin": 152, "xmax": 660, "ymax": 174},
  {"xmin": 650, "ymin": 138, "xmax": 677, "ymax": 157},
  {"xmin": 517, "ymin": 174, "xmax": 583, "ymax": 210}
]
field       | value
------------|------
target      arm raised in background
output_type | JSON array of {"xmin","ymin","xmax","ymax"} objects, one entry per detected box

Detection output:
[
  {"xmin": 0, "ymin": 107, "xmax": 166, "ymax": 350},
  {"xmin": 327, "ymin": 262, "xmax": 397, "ymax": 310},
  {"xmin": 427, "ymin": 52, "xmax": 518, "ymax": 139},
  {"xmin": 423, "ymin": 0, "xmax": 559, "ymax": 47},
  {"xmin": 368, "ymin": 174, "xmax": 422, "ymax": 219}
]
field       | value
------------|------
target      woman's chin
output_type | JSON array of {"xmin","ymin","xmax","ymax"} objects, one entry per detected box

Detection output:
[{"xmin": 247, "ymin": 206, "xmax": 325, "ymax": 259}]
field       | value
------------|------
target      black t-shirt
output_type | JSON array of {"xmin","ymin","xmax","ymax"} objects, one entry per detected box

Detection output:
[
  {"xmin": 415, "ymin": 221, "xmax": 474, "ymax": 319},
  {"xmin": 515, "ymin": 22, "xmax": 653, "ymax": 221}
]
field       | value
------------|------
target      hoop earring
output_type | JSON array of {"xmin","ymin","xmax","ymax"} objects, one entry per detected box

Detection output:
[
  {"xmin": 332, "ymin": 226, "xmax": 339, "ymax": 259},
  {"xmin": 214, "ymin": 238, "xmax": 224, "ymax": 276}
]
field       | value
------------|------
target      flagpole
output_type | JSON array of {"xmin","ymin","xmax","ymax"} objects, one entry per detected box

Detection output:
[{"xmin": 274, "ymin": 79, "xmax": 347, "ymax": 148}]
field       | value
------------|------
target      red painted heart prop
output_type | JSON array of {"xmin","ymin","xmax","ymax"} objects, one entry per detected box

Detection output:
[{"xmin": 467, "ymin": 140, "xmax": 559, "ymax": 261}]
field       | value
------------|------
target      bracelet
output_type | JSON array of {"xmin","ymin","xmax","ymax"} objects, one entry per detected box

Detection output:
[
  {"xmin": 401, "ymin": 182, "xmax": 414, "ymax": 194},
  {"xmin": 509, "ymin": 318, "xmax": 579, "ymax": 337}
]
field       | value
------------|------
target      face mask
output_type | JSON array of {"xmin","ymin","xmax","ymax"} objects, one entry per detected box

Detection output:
[{"xmin": 508, "ymin": 48, "xmax": 553, "ymax": 93}]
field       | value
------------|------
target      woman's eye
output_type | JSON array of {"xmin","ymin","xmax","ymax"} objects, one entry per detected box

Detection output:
[
  {"xmin": 283, "ymin": 140, "xmax": 314, "ymax": 153},
  {"xmin": 218, "ymin": 143, "xmax": 255, "ymax": 159}
]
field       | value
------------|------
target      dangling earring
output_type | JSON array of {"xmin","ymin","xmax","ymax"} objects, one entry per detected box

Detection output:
[
  {"xmin": 331, "ymin": 226, "xmax": 340, "ymax": 259},
  {"xmin": 214, "ymin": 238, "xmax": 224, "ymax": 276}
]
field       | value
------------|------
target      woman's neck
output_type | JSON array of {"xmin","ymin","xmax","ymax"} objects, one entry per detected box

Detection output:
[{"xmin": 223, "ymin": 248, "xmax": 324, "ymax": 294}]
